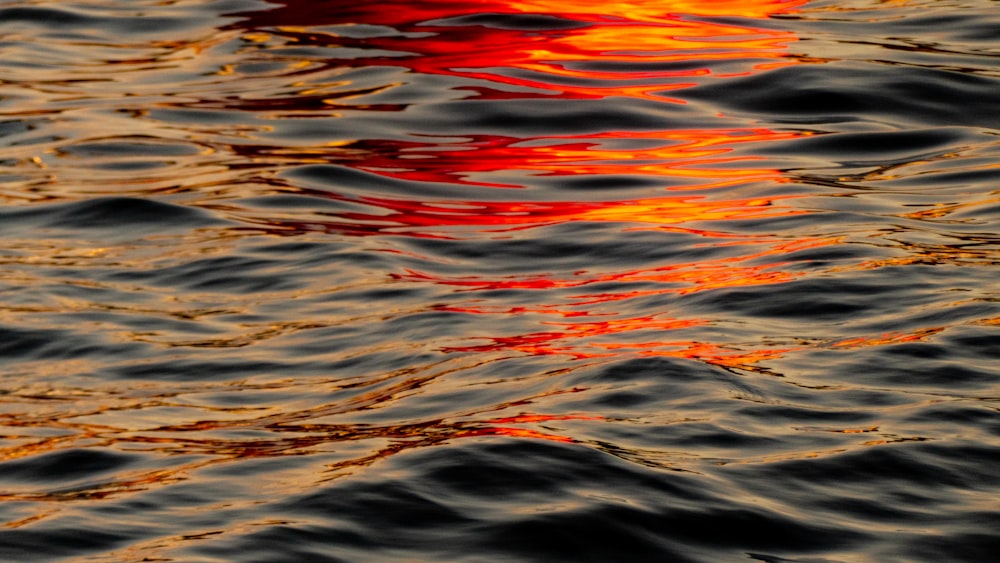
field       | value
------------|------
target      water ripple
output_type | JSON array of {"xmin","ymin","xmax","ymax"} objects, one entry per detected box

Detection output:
[{"xmin": 1, "ymin": 0, "xmax": 998, "ymax": 561}]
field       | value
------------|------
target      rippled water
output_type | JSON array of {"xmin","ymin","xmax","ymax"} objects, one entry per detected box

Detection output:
[{"xmin": 1, "ymin": 0, "xmax": 998, "ymax": 560}]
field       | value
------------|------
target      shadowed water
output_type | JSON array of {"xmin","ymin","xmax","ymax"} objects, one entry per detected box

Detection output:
[{"xmin": 1, "ymin": 0, "xmax": 998, "ymax": 561}]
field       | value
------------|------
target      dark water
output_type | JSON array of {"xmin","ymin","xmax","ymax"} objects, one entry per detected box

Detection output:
[{"xmin": 1, "ymin": 0, "xmax": 998, "ymax": 560}]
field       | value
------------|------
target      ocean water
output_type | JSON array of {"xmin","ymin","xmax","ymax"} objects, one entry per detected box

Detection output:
[{"xmin": 1, "ymin": 0, "xmax": 998, "ymax": 560}]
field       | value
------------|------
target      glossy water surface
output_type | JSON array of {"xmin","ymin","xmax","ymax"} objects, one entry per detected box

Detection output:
[{"xmin": 1, "ymin": 0, "xmax": 998, "ymax": 561}]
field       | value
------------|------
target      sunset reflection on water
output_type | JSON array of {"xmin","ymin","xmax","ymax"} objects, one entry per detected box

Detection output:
[
  {"xmin": 0, "ymin": 0, "xmax": 825, "ymax": 489},
  {"xmin": 219, "ymin": 0, "xmax": 826, "ymax": 374},
  {"xmin": 4, "ymin": 0, "xmax": 997, "ymax": 559},
  {"xmin": 236, "ymin": 0, "xmax": 808, "ymax": 102}
]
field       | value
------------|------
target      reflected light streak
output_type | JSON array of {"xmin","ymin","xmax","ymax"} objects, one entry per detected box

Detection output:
[
  {"xmin": 0, "ymin": 410, "xmax": 599, "ymax": 502},
  {"xmin": 248, "ymin": 0, "xmax": 810, "ymax": 27},
  {"xmin": 237, "ymin": 0, "xmax": 810, "ymax": 102},
  {"xmin": 504, "ymin": 0, "xmax": 810, "ymax": 20},
  {"xmin": 443, "ymin": 316, "xmax": 950, "ymax": 370},
  {"xmin": 0, "ymin": 361, "xmax": 598, "ymax": 503},
  {"xmin": 245, "ymin": 189, "xmax": 806, "ymax": 239},
  {"xmin": 0, "ymin": 0, "xmax": 822, "ymax": 506},
  {"xmin": 400, "ymin": 237, "xmax": 833, "ymax": 296},
  {"xmin": 307, "ymin": 129, "xmax": 808, "ymax": 189}
]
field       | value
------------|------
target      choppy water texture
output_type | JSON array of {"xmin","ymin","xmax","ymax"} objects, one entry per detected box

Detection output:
[{"xmin": 1, "ymin": 0, "xmax": 998, "ymax": 560}]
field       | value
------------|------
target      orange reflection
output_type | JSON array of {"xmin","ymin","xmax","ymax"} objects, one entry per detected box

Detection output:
[
  {"xmin": 505, "ymin": 0, "xmax": 809, "ymax": 19},
  {"xmin": 443, "ymin": 315, "xmax": 703, "ymax": 359},
  {"xmin": 454, "ymin": 426, "xmax": 575, "ymax": 443},
  {"xmin": 225, "ymin": 0, "xmax": 816, "ymax": 242},
  {"xmin": 2, "ymin": 0, "xmax": 824, "ymax": 513},
  {"xmin": 827, "ymin": 327, "xmax": 945, "ymax": 349},
  {"xmin": 438, "ymin": 304, "xmax": 802, "ymax": 367},
  {"xmin": 246, "ymin": 0, "xmax": 808, "ymax": 27},
  {"xmin": 401, "ymin": 237, "xmax": 832, "ymax": 297},
  {"xmin": 236, "ymin": 0, "xmax": 809, "ymax": 102},
  {"xmin": 0, "ymin": 361, "xmax": 596, "ymax": 506},
  {"xmin": 288, "ymin": 129, "xmax": 807, "ymax": 189},
  {"xmin": 245, "ymin": 186, "xmax": 806, "ymax": 239},
  {"xmin": 441, "ymin": 313, "xmax": 952, "ymax": 371},
  {"xmin": 438, "ymin": 293, "xmax": 952, "ymax": 371},
  {"xmin": 229, "ymin": 127, "xmax": 812, "ymax": 228}
]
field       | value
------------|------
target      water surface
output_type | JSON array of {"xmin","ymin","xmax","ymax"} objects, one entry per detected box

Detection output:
[{"xmin": 1, "ymin": 0, "xmax": 998, "ymax": 561}]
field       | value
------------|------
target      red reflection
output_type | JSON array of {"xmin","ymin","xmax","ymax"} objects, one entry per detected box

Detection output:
[
  {"xmin": 443, "ymin": 316, "xmax": 706, "ymax": 360},
  {"xmin": 224, "ymin": 0, "xmax": 819, "ymax": 374},
  {"xmin": 244, "ymin": 185, "xmax": 805, "ymax": 239},
  {"xmin": 401, "ymin": 237, "xmax": 832, "ymax": 296},
  {"xmin": 406, "ymin": 235, "xmax": 836, "ymax": 369},
  {"xmin": 244, "ymin": 0, "xmax": 808, "ymax": 27},
  {"xmin": 285, "ymin": 129, "xmax": 806, "ymax": 189},
  {"xmin": 233, "ymin": 0, "xmax": 809, "ymax": 102},
  {"xmin": 443, "ymin": 324, "xmax": 802, "ymax": 368},
  {"xmin": 226, "ymin": 0, "xmax": 815, "ymax": 240},
  {"xmin": 439, "ymin": 314, "xmax": 949, "ymax": 372},
  {"xmin": 432, "ymin": 290, "xmax": 949, "ymax": 371}
]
